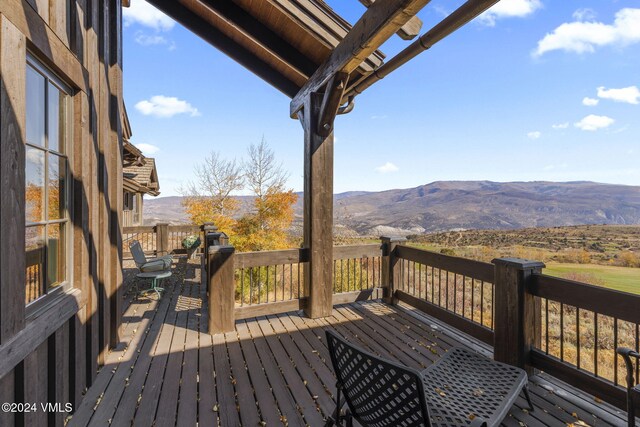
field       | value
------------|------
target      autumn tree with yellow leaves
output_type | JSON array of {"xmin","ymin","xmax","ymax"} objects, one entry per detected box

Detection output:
[{"xmin": 180, "ymin": 139, "xmax": 297, "ymax": 250}]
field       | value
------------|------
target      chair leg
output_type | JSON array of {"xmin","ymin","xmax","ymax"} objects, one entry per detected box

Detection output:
[{"xmin": 523, "ymin": 386, "xmax": 535, "ymax": 412}]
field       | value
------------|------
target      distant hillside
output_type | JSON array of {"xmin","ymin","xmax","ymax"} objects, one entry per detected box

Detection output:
[{"xmin": 144, "ymin": 181, "xmax": 640, "ymax": 235}]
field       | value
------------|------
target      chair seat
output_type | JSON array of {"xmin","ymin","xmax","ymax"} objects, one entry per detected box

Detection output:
[{"xmin": 421, "ymin": 348, "xmax": 527, "ymax": 427}]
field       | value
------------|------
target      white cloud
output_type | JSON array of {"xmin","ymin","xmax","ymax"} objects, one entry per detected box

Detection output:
[
  {"xmin": 135, "ymin": 95, "xmax": 201, "ymax": 118},
  {"xmin": 135, "ymin": 143, "xmax": 160, "ymax": 155},
  {"xmin": 478, "ymin": 0, "xmax": 542, "ymax": 26},
  {"xmin": 134, "ymin": 32, "xmax": 167, "ymax": 46},
  {"xmin": 533, "ymin": 8, "xmax": 640, "ymax": 57},
  {"xmin": 552, "ymin": 122, "xmax": 569, "ymax": 129},
  {"xmin": 123, "ymin": 0, "xmax": 174, "ymax": 31},
  {"xmin": 574, "ymin": 114, "xmax": 614, "ymax": 131},
  {"xmin": 582, "ymin": 97, "xmax": 599, "ymax": 106},
  {"xmin": 597, "ymin": 85, "xmax": 640, "ymax": 105},
  {"xmin": 527, "ymin": 131, "xmax": 541, "ymax": 140},
  {"xmin": 572, "ymin": 8, "xmax": 596, "ymax": 22},
  {"xmin": 375, "ymin": 162, "xmax": 399, "ymax": 173}
]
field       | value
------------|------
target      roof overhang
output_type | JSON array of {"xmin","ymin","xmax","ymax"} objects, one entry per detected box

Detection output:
[{"xmin": 144, "ymin": 0, "xmax": 387, "ymax": 98}]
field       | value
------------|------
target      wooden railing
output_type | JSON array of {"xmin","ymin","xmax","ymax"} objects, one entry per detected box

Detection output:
[
  {"xmin": 122, "ymin": 224, "xmax": 202, "ymax": 258},
  {"xmin": 528, "ymin": 273, "xmax": 640, "ymax": 412},
  {"xmin": 206, "ymin": 242, "xmax": 384, "ymax": 327},
  {"xmin": 204, "ymin": 237, "xmax": 639, "ymax": 415},
  {"xmin": 394, "ymin": 245, "xmax": 495, "ymax": 345}
]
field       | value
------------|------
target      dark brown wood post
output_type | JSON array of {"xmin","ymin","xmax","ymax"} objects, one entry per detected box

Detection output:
[
  {"xmin": 492, "ymin": 258, "xmax": 544, "ymax": 375},
  {"xmin": 381, "ymin": 236, "xmax": 406, "ymax": 305},
  {"xmin": 156, "ymin": 223, "xmax": 169, "ymax": 256},
  {"xmin": 208, "ymin": 245, "xmax": 235, "ymax": 334},
  {"xmin": 300, "ymin": 92, "xmax": 334, "ymax": 319}
]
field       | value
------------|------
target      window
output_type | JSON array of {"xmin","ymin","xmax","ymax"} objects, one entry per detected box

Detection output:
[
  {"xmin": 25, "ymin": 57, "xmax": 71, "ymax": 305},
  {"xmin": 132, "ymin": 194, "xmax": 140, "ymax": 225}
]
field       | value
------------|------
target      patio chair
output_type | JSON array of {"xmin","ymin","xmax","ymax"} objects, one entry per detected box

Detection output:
[
  {"xmin": 129, "ymin": 240, "xmax": 172, "ymax": 272},
  {"xmin": 325, "ymin": 330, "xmax": 533, "ymax": 427},
  {"xmin": 617, "ymin": 347, "xmax": 640, "ymax": 427}
]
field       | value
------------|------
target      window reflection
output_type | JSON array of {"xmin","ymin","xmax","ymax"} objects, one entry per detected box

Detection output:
[
  {"xmin": 26, "ymin": 66, "xmax": 45, "ymax": 147},
  {"xmin": 25, "ymin": 148, "xmax": 45, "ymax": 223}
]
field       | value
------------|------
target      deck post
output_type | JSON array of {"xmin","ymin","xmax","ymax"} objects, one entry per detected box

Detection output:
[
  {"xmin": 156, "ymin": 223, "xmax": 169, "ymax": 256},
  {"xmin": 381, "ymin": 236, "xmax": 406, "ymax": 305},
  {"xmin": 492, "ymin": 258, "xmax": 545, "ymax": 375},
  {"xmin": 208, "ymin": 245, "xmax": 236, "ymax": 334},
  {"xmin": 299, "ymin": 92, "xmax": 334, "ymax": 319}
]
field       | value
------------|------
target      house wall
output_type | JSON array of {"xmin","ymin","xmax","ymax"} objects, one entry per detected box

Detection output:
[{"xmin": 0, "ymin": 0, "xmax": 123, "ymax": 425}]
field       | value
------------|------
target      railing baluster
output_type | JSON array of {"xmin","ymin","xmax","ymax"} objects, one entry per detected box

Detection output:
[
  {"xmin": 560, "ymin": 303, "xmax": 565, "ymax": 361},
  {"xmin": 613, "ymin": 317, "xmax": 618, "ymax": 385},
  {"xmin": 594, "ymin": 312, "xmax": 599, "ymax": 377},
  {"xmin": 576, "ymin": 307, "xmax": 581, "ymax": 370}
]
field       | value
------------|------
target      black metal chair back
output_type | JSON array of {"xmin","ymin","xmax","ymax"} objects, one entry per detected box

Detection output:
[{"xmin": 326, "ymin": 330, "xmax": 432, "ymax": 427}]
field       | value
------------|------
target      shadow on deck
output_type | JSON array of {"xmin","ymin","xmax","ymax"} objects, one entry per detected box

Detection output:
[{"xmin": 68, "ymin": 258, "xmax": 628, "ymax": 426}]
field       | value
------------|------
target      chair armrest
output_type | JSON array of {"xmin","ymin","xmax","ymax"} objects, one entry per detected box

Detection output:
[
  {"xmin": 617, "ymin": 347, "xmax": 639, "ymax": 391},
  {"xmin": 617, "ymin": 347, "xmax": 640, "ymax": 359},
  {"xmin": 470, "ymin": 417, "xmax": 488, "ymax": 427}
]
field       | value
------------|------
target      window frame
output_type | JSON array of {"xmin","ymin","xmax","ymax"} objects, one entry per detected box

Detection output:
[{"xmin": 24, "ymin": 53, "xmax": 74, "ymax": 313}]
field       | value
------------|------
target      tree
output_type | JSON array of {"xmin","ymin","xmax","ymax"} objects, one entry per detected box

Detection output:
[
  {"xmin": 234, "ymin": 139, "xmax": 297, "ymax": 251},
  {"xmin": 243, "ymin": 137, "xmax": 287, "ymax": 201},
  {"xmin": 180, "ymin": 151, "xmax": 243, "ymax": 233}
]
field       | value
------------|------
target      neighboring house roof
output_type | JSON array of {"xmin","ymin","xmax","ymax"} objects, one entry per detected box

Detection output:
[
  {"xmin": 122, "ymin": 107, "xmax": 161, "ymax": 197},
  {"xmin": 124, "ymin": 157, "xmax": 160, "ymax": 197}
]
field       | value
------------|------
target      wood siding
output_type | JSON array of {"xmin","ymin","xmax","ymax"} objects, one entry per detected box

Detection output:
[{"xmin": 0, "ymin": 0, "xmax": 123, "ymax": 425}]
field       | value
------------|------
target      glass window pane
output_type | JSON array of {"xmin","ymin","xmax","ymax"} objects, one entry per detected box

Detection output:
[
  {"xmin": 47, "ymin": 223, "xmax": 66, "ymax": 288},
  {"xmin": 25, "ymin": 148, "xmax": 45, "ymax": 223},
  {"xmin": 47, "ymin": 82, "xmax": 66, "ymax": 153},
  {"xmin": 25, "ymin": 226, "xmax": 45, "ymax": 304},
  {"xmin": 48, "ymin": 154, "xmax": 67, "ymax": 220},
  {"xmin": 26, "ymin": 65, "xmax": 46, "ymax": 147}
]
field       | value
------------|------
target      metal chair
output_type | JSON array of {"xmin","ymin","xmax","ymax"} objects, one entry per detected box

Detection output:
[
  {"xmin": 325, "ymin": 330, "xmax": 533, "ymax": 427},
  {"xmin": 129, "ymin": 240, "xmax": 172, "ymax": 272},
  {"xmin": 617, "ymin": 347, "xmax": 640, "ymax": 427}
]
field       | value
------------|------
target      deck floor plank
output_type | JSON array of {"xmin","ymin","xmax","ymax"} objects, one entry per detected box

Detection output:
[
  {"xmin": 224, "ymin": 325, "xmax": 262, "ymax": 426},
  {"xmin": 245, "ymin": 316, "xmax": 307, "ymax": 425},
  {"xmin": 176, "ymin": 282, "xmax": 201, "ymax": 427},
  {"xmin": 256, "ymin": 315, "xmax": 327, "ymax": 426},
  {"xmin": 236, "ymin": 320, "xmax": 283, "ymax": 425},
  {"xmin": 69, "ymin": 260, "xmax": 628, "ymax": 427}
]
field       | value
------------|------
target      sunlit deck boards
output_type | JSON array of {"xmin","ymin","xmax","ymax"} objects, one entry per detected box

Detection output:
[{"xmin": 69, "ymin": 259, "xmax": 627, "ymax": 427}]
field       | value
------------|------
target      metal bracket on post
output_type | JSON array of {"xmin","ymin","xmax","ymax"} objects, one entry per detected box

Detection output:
[{"xmin": 317, "ymin": 72, "xmax": 349, "ymax": 137}]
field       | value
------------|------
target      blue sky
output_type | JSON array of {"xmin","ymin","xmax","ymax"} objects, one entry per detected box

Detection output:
[{"xmin": 122, "ymin": 0, "xmax": 640, "ymax": 197}]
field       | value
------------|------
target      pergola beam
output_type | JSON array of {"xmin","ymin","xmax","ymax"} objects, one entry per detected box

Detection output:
[
  {"xmin": 148, "ymin": 0, "xmax": 301, "ymax": 97},
  {"xmin": 197, "ymin": 0, "xmax": 318, "ymax": 79},
  {"xmin": 346, "ymin": 0, "xmax": 502, "ymax": 97},
  {"xmin": 290, "ymin": 0, "xmax": 431, "ymax": 118},
  {"xmin": 357, "ymin": 0, "xmax": 423, "ymax": 40}
]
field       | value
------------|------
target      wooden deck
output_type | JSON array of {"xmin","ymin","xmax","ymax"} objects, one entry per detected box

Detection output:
[{"xmin": 68, "ymin": 259, "xmax": 628, "ymax": 427}]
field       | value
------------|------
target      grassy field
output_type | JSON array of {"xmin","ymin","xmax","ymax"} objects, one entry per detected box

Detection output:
[{"xmin": 544, "ymin": 262, "xmax": 640, "ymax": 295}]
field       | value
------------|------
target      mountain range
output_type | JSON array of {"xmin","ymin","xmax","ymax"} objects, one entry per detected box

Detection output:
[{"xmin": 143, "ymin": 181, "xmax": 640, "ymax": 236}]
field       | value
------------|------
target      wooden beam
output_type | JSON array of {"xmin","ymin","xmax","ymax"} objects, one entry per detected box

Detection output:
[
  {"xmin": 148, "ymin": 0, "xmax": 301, "ymax": 97},
  {"xmin": 300, "ymin": 93, "xmax": 334, "ymax": 318},
  {"xmin": 357, "ymin": 0, "xmax": 423, "ymax": 40},
  {"xmin": 0, "ymin": 15, "xmax": 26, "ymax": 343},
  {"xmin": 197, "ymin": 0, "xmax": 318, "ymax": 78},
  {"xmin": 290, "ymin": 0, "xmax": 430, "ymax": 117}
]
